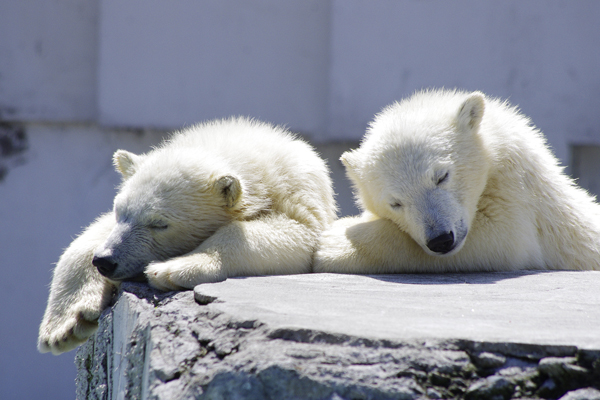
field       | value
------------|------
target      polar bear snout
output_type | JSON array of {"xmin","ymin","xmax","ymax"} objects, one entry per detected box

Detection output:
[
  {"xmin": 92, "ymin": 254, "xmax": 118, "ymax": 278},
  {"xmin": 426, "ymin": 231, "xmax": 455, "ymax": 254}
]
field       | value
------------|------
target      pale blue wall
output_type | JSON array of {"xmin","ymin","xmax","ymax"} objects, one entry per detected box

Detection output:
[
  {"xmin": 97, "ymin": 0, "xmax": 332, "ymax": 134},
  {"xmin": 327, "ymin": 0, "xmax": 600, "ymax": 162}
]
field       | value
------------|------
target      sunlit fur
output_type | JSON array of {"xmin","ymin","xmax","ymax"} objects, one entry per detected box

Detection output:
[
  {"xmin": 39, "ymin": 117, "xmax": 336, "ymax": 354},
  {"xmin": 315, "ymin": 89, "xmax": 600, "ymax": 273}
]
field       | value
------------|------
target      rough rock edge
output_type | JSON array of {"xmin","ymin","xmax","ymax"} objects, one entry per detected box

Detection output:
[{"xmin": 75, "ymin": 282, "xmax": 600, "ymax": 400}]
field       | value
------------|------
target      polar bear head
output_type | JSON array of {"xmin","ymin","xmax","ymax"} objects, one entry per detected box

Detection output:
[
  {"xmin": 342, "ymin": 90, "xmax": 490, "ymax": 256},
  {"xmin": 92, "ymin": 148, "xmax": 241, "ymax": 281}
]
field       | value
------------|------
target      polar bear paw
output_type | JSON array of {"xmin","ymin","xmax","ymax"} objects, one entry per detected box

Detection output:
[
  {"xmin": 146, "ymin": 254, "xmax": 226, "ymax": 291},
  {"xmin": 37, "ymin": 302, "xmax": 102, "ymax": 355}
]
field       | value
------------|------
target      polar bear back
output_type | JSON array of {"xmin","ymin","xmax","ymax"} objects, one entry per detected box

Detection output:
[{"xmin": 164, "ymin": 117, "xmax": 337, "ymax": 230}]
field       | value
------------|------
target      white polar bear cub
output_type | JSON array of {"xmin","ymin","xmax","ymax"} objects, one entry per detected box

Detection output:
[
  {"xmin": 315, "ymin": 89, "xmax": 600, "ymax": 273},
  {"xmin": 39, "ymin": 117, "xmax": 336, "ymax": 354}
]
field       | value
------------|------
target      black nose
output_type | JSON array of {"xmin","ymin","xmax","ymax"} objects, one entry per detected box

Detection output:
[
  {"xmin": 93, "ymin": 255, "xmax": 118, "ymax": 277},
  {"xmin": 427, "ymin": 231, "xmax": 455, "ymax": 254}
]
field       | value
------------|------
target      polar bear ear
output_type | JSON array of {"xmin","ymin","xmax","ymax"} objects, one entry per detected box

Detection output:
[
  {"xmin": 341, "ymin": 149, "xmax": 365, "ymax": 187},
  {"xmin": 113, "ymin": 150, "xmax": 141, "ymax": 179},
  {"xmin": 340, "ymin": 149, "xmax": 363, "ymax": 173},
  {"xmin": 457, "ymin": 92, "xmax": 485, "ymax": 131},
  {"xmin": 214, "ymin": 175, "xmax": 242, "ymax": 208}
]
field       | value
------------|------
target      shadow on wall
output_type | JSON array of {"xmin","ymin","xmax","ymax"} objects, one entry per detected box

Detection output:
[
  {"xmin": 571, "ymin": 144, "xmax": 600, "ymax": 200},
  {"xmin": 314, "ymin": 141, "xmax": 361, "ymax": 218},
  {"xmin": 0, "ymin": 123, "xmax": 28, "ymax": 182}
]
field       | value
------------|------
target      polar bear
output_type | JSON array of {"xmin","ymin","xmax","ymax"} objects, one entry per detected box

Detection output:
[
  {"xmin": 39, "ymin": 117, "xmax": 336, "ymax": 354},
  {"xmin": 315, "ymin": 89, "xmax": 600, "ymax": 274}
]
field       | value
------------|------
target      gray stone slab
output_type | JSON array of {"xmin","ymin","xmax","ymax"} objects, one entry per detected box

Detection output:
[
  {"xmin": 194, "ymin": 271, "xmax": 600, "ymax": 350},
  {"xmin": 76, "ymin": 272, "xmax": 600, "ymax": 399}
]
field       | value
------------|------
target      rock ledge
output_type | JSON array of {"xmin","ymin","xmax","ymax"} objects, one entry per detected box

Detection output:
[{"xmin": 76, "ymin": 272, "xmax": 600, "ymax": 399}]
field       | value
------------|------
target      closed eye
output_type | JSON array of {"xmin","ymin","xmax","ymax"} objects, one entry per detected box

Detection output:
[
  {"xmin": 390, "ymin": 201, "xmax": 402, "ymax": 209},
  {"xmin": 149, "ymin": 221, "xmax": 169, "ymax": 230},
  {"xmin": 436, "ymin": 172, "xmax": 449, "ymax": 185}
]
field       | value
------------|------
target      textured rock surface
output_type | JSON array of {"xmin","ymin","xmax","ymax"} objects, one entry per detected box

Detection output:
[{"xmin": 76, "ymin": 272, "xmax": 600, "ymax": 399}]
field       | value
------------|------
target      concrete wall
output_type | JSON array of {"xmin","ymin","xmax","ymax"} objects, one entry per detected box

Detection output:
[
  {"xmin": 1, "ymin": 1, "xmax": 599, "ymax": 399},
  {"xmin": 327, "ymin": 0, "xmax": 600, "ymax": 163},
  {"xmin": 97, "ymin": 0, "xmax": 332, "ymax": 134},
  {"xmin": 0, "ymin": 0, "xmax": 98, "ymax": 122}
]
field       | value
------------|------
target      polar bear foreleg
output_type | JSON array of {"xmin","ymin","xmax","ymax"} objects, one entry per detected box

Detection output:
[
  {"xmin": 146, "ymin": 214, "xmax": 318, "ymax": 291},
  {"xmin": 38, "ymin": 213, "xmax": 117, "ymax": 354},
  {"xmin": 313, "ymin": 214, "xmax": 419, "ymax": 274}
]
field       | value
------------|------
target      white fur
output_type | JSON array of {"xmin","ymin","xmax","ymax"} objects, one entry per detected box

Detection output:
[
  {"xmin": 39, "ymin": 117, "xmax": 336, "ymax": 354},
  {"xmin": 315, "ymin": 89, "xmax": 600, "ymax": 274}
]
